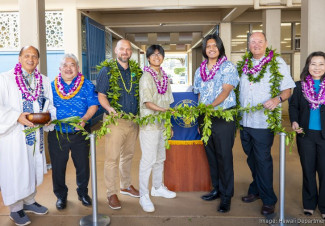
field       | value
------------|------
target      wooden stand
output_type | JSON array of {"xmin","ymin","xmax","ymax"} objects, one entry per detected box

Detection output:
[{"xmin": 164, "ymin": 144, "xmax": 211, "ymax": 192}]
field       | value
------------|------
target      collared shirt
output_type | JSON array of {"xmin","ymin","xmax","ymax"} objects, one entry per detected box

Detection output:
[
  {"xmin": 193, "ymin": 60, "xmax": 239, "ymax": 109},
  {"xmin": 52, "ymin": 76, "xmax": 99, "ymax": 133},
  {"xmin": 95, "ymin": 61, "xmax": 138, "ymax": 115},
  {"xmin": 22, "ymin": 69, "xmax": 35, "ymax": 89},
  {"xmin": 239, "ymin": 56, "xmax": 296, "ymax": 129},
  {"xmin": 139, "ymin": 69, "xmax": 174, "ymax": 130}
]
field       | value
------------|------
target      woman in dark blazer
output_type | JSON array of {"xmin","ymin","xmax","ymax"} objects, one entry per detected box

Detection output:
[{"xmin": 289, "ymin": 51, "xmax": 325, "ymax": 219}]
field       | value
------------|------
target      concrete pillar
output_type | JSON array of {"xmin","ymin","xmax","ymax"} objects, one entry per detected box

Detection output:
[
  {"xmin": 191, "ymin": 47, "xmax": 203, "ymax": 83},
  {"xmin": 262, "ymin": 9, "xmax": 281, "ymax": 52},
  {"xmin": 301, "ymin": 0, "xmax": 325, "ymax": 68},
  {"xmin": 63, "ymin": 4, "xmax": 82, "ymax": 68},
  {"xmin": 219, "ymin": 22, "xmax": 231, "ymax": 59},
  {"xmin": 18, "ymin": 0, "xmax": 47, "ymax": 75}
]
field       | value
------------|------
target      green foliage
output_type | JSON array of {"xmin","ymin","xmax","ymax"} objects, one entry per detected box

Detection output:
[
  {"xmin": 97, "ymin": 59, "xmax": 142, "ymax": 112},
  {"xmin": 174, "ymin": 68, "xmax": 186, "ymax": 75},
  {"xmin": 236, "ymin": 48, "xmax": 296, "ymax": 152},
  {"xmin": 91, "ymin": 102, "xmax": 296, "ymax": 151}
]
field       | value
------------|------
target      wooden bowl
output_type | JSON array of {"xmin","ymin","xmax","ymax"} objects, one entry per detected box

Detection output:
[{"xmin": 27, "ymin": 112, "xmax": 51, "ymax": 124}]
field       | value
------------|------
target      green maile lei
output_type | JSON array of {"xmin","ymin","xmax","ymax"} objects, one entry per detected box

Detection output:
[
  {"xmin": 235, "ymin": 47, "xmax": 296, "ymax": 150},
  {"xmin": 94, "ymin": 103, "xmax": 263, "ymax": 149},
  {"xmin": 97, "ymin": 59, "xmax": 142, "ymax": 112},
  {"xmin": 94, "ymin": 50, "xmax": 295, "ymax": 151}
]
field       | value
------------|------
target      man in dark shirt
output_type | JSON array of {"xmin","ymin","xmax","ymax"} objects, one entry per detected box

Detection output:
[{"xmin": 96, "ymin": 39, "xmax": 142, "ymax": 210}]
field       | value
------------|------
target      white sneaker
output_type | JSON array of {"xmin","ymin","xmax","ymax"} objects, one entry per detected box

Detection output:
[
  {"xmin": 151, "ymin": 185, "xmax": 176, "ymax": 199},
  {"xmin": 139, "ymin": 194, "xmax": 155, "ymax": 212}
]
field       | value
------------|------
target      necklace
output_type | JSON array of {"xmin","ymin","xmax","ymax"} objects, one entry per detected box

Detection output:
[
  {"xmin": 200, "ymin": 56, "xmax": 227, "ymax": 82},
  {"xmin": 54, "ymin": 72, "xmax": 84, "ymax": 100},
  {"xmin": 97, "ymin": 59, "xmax": 142, "ymax": 112},
  {"xmin": 143, "ymin": 66, "xmax": 168, "ymax": 94},
  {"xmin": 236, "ymin": 48, "xmax": 283, "ymax": 131},
  {"xmin": 302, "ymin": 75, "xmax": 325, "ymax": 109},
  {"xmin": 240, "ymin": 48, "xmax": 274, "ymax": 83},
  {"xmin": 116, "ymin": 61, "xmax": 133, "ymax": 93},
  {"xmin": 14, "ymin": 63, "xmax": 42, "ymax": 101}
]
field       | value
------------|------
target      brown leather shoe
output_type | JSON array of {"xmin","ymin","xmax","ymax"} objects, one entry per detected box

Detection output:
[
  {"xmin": 241, "ymin": 194, "xmax": 260, "ymax": 203},
  {"xmin": 107, "ymin": 194, "xmax": 121, "ymax": 210},
  {"xmin": 261, "ymin": 204, "xmax": 275, "ymax": 215},
  {"xmin": 120, "ymin": 185, "xmax": 140, "ymax": 198}
]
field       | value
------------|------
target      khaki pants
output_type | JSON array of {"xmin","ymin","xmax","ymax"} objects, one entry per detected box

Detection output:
[
  {"xmin": 9, "ymin": 192, "xmax": 36, "ymax": 212},
  {"xmin": 104, "ymin": 115, "xmax": 139, "ymax": 196}
]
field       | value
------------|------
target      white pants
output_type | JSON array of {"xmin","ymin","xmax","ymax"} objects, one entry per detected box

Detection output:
[
  {"xmin": 139, "ymin": 129, "xmax": 166, "ymax": 196},
  {"xmin": 9, "ymin": 191, "xmax": 36, "ymax": 212}
]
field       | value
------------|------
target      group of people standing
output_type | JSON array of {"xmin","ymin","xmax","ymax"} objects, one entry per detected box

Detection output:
[
  {"xmin": 196, "ymin": 32, "xmax": 325, "ymax": 220},
  {"xmin": 0, "ymin": 31, "xmax": 324, "ymax": 225}
]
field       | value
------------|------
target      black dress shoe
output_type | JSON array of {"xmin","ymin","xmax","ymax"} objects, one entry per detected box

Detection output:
[
  {"xmin": 218, "ymin": 198, "xmax": 231, "ymax": 213},
  {"xmin": 303, "ymin": 209, "xmax": 313, "ymax": 216},
  {"xmin": 56, "ymin": 198, "xmax": 67, "ymax": 210},
  {"xmin": 261, "ymin": 204, "xmax": 275, "ymax": 215},
  {"xmin": 201, "ymin": 189, "xmax": 220, "ymax": 201},
  {"xmin": 78, "ymin": 194, "xmax": 92, "ymax": 206},
  {"xmin": 241, "ymin": 194, "xmax": 260, "ymax": 203}
]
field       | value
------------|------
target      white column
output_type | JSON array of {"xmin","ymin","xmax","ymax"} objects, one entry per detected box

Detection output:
[
  {"xmin": 63, "ymin": 4, "xmax": 82, "ymax": 68},
  {"xmin": 301, "ymin": 0, "xmax": 325, "ymax": 68},
  {"xmin": 191, "ymin": 47, "xmax": 203, "ymax": 83},
  {"xmin": 262, "ymin": 9, "xmax": 281, "ymax": 52},
  {"xmin": 219, "ymin": 22, "xmax": 231, "ymax": 59},
  {"xmin": 18, "ymin": 0, "xmax": 47, "ymax": 75}
]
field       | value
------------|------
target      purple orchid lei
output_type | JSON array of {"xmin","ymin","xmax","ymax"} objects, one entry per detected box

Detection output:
[
  {"xmin": 143, "ymin": 66, "xmax": 168, "ymax": 94},
  {"xmin": 56, "ymin": 72, "xmax": 83, "ymax": 97},
  {"xmin": 302, "ymin": 74, "xmax": 325, "ymax": 109},
  {"xmin": 242, "ymin": 50, "xmax": 274, "ymax": 75},
  {"xmin": 14, "ymin": 63, "xmax": 42, "ymax": 101},
  {"xmin": 200, "ymin": 56, "xmax": 227, "ymax": 82}
]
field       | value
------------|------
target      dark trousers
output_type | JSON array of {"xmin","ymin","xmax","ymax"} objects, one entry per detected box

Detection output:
[
  {"xmin": 199, "ymin": 115, "xmax": 236, "ymax": 198},
  {"xmin": 297, "ymin": 130, "xmax": 325, "ymax": 213},
  {"xmin": 48, "ymin": 127, "xmax": 90, "ymax": 199},
  {"xmin": 240, "ymin": 127, "xmax": 277, "ymax": 205}
]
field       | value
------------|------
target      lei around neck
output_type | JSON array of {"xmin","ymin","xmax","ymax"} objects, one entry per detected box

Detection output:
[
  {"xmin": 238, "ymin": 48, "xmax": 276, "ymax": 83},
  {"xmin": 302, "ymin": 75, "xmax": 325, "ymax": 109},
  {"xmin": 235, "ymin": 48, "xmax": 284, "ymax": 130},
  {"xmin": 97, "ymin": 59, "xmax": 142, "ymax": 112},
  {"xmin": 143, "ymin": 66, "xmax": 168, "ymax": 94},
  {"xmin": 54, "ymin": 72, "xmax": 84, "ymax": 100},
  {"xmin": 14, "ymin": 63, "xmax": 42, "ymax": 101},
  {"xmin": 200, "ymin": 56, "xmax": 227, "ymax": 82}
]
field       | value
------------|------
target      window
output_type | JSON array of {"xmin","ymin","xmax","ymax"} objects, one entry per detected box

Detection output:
[
  {"xmin": 231, "ymin": 23, "xmax": 263, "ymax": 53},
  {"xmin": 161, "ymin": 54, "xmax": 188, "ymax": 85}
]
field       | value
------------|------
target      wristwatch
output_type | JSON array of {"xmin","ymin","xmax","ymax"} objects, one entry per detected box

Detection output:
[{"xmin": 277, "ymin": 96, "xmax": 283, "ymax": 103}]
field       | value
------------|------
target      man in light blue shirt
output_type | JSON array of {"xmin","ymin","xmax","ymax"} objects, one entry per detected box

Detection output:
[{"xmin": 238, "ymin": 32, "xmax": 295, "ymax": 216}]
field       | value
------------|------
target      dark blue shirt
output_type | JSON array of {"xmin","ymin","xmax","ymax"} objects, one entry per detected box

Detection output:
[
  {"xmin": 95, "ymin": 61, "xmax": 138, "ymax": 115},
  {"xmin": 52, "ymin": 77, "xmax": 99, "ymax": 133}
]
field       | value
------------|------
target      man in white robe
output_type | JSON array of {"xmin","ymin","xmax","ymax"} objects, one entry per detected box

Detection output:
[{"xmin": 0, "ymin": 46, "xmax": 56, "ymax": 226}]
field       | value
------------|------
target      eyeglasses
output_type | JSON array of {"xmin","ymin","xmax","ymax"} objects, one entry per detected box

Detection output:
[{"xmin": 150, "ymin": 53, "xmax": 163, "ymax": 58}]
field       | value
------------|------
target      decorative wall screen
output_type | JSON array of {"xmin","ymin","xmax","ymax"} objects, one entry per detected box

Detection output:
[
  {"xmin": 0, "ymin": 12, "xmax": 19, "ymax": 49},
  {"xmin": 0, "ymin": 11, "xmax": 63, "ymax": 50}
]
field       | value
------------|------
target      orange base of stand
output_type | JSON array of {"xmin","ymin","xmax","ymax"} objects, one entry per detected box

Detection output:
[{"xmin": 164, "ymin": 144, "xmax": 212, "ymax": 192}]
